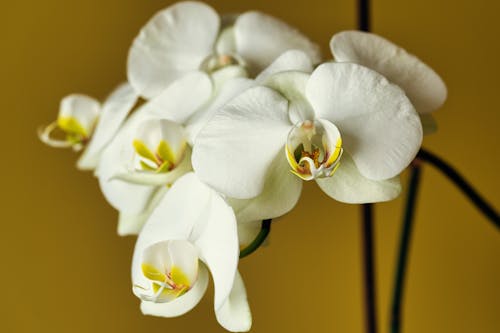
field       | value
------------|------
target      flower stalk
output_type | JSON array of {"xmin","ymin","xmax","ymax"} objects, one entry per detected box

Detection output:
[
  {"xmin": 418, "ymin": 149, "xmax": 500, "ymax": 226},
  {"xmin": 391, "ymin": 160, "xmax": 422, "ymax": 333},
  {"xmin": 239, "ymin": 219, "xmax": 272, "ymax": 259},
  {"xmin": 358, "ymin": 0, "xmax": 378, "ymax": 333}
]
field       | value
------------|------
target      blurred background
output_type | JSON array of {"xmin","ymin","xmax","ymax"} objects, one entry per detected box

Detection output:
[{"xmin": 2, "ymin": 0, "xmax": 499, "ymax": 332}]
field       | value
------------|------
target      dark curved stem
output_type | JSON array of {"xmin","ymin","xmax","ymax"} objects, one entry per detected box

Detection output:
[
  {"xmin": 239, "ymin": 219, "xmax": 272, "ymax": 258},
  {"xmin": 358, "ymin": 1, "xmax": 377, "ymax": 333},
  {"xmin": 362, "ymin": 204, "xmax": 378, "ymax": 333},
  {"xmin": 391, "ymin": 161, "xmax": 422, "ymax": 333},
  {"xmin": 418, "ymin": 148, "xmax": 500, "ymax": 227}
]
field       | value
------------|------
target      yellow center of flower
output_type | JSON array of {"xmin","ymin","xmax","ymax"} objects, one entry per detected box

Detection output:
[
  {"xmin": 133, "ymin": 139, "xmax": 182, "ymax": 173},
  {"xmin": 286, "ymin": 120, "xmax": 343, "ymax": 181},
  {"xmin": 141, "ymin": 263, "xmax": 191, "ymax": 301}
]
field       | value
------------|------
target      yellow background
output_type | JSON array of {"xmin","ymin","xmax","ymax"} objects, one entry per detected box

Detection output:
[{"xmin": 2, "ymin": 0, "xmax": 499, "ymax": 332}]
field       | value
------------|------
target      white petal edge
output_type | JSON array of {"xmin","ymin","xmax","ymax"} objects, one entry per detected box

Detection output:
[
  {"xmin": 117, "ymin": 186, "xmax": 168, "ymax": 236},
  {"xmin": 234, "ymin": 11, "xmax": 321, "ymax": 75},
  {"xmin": 420, "ymin": 113, "xmax": 438, "ymax": 135},
  {"xmin": 210, "ymin": 65, "xmax": 248, "ymax": 93},
  {"xmin": 237, "ymin": 220, "xmax": 263, "ymax": 248},
  {"xmin": 330, "ymin": 31, "xmax": 447, "ymax": 114},
  {"xmin": 185, "ymin": 77, "xmax": 256, "ymax": 144},
  {"xmin": 192, "ymin": 86, "xmax": 292, "ymax": 199},
  {"xmin": 188, "ymin": 176, "xmax": 240, "ymax": 311},
  {"xmin": 127, "ymin": 2, "xmax": 220, "ymax": 98},
  {"xmin": 307, "ymin": 62, "xmax": 422, "ymax": 180},
  {"xmin": 141, "ymin": 71, "xmax": 213, "ymax": 124},
  {"xmin": 77, "ymin": 83, "xmax": 138, "ymax": 170},
  {"xmin": 215, "ymin": 271, "xmax": 252, "ymax": 332},
  {"xmin": 227, "ymin": 151, "xmax": 302, "ymax": 223},
  {"xmin": 316, "ymin": 152, "xmax": 402, "ymax": 203},
  {"xmin": 256, "ymin": 49, "xmax": 314, "ymax": 83}
]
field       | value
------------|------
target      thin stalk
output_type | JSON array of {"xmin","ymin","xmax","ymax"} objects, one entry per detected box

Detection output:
[
  {"xmin": 418, "ymin": 149, "xmax": 500, "ymax": 226},
  {"xmin": 358, "ymin": 0, "xmax": 377, "ymax": 332},
  {"xmin": 359, "ymin": 0, "xmax": 370, "ymax": 32},
  {"xmin": 361, "ymin": 203, "xmax": 378, "ymax": 333},
  {"xmin": 391, "ymin": 160, "xmax": 422, "ymax": 333},
  {"xmin": 239, "ymin": 219, "xmax": 272, "ymax": 258}
]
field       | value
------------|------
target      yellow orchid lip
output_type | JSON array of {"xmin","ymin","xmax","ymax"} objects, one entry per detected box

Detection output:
[
  {"xmin": 133, "ymin": 139, "xmax": 187, "ymax": 174},
  {"xmin": 139, "ymin": 263, "xmax": 192, "ymax": 302},
  {"xmin": 132, "ymin": 119, "xmax": 188, "ymax": 174},
  {"xmin": 134, "ymin": 240, "xmax": 200, "ymax": 304},
  {"xmin": 38, "ymin": 116, "xmax": 95, "ymax": 151},
  {"xmin": 285, "ymin": 119, "xmax": 343, "ymax": 180}
]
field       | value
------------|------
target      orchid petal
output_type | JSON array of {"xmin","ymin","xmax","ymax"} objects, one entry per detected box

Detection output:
[
  {"xmin": 210, "ymin": 65, "xmax": 248, "ymax": 93},
  {"xmin": 98, "ymin": 177, "xmax": 157, "ymax": 218},
  {"xmin": 227, "ymin": 152, "xmax": 302, "ymax": 223},
  {"xmin": 215, "ymin": 26, "xmax": 237, "ymax": 56},
  {"xmin": 185, "ymin": 77, "xmax": 255, "ymax": 144},
  {"xmin": 77, "ymin": 83, "xmax": 138, "ymax": 170},
  {"xmin": 330, "ymin": 31, "xmax": 447, "ymax": 114},
  {"xmin": 215, "ymin": 271, "xmax": 252, "ymax": 332},
  {"xmin": 132, "ymin": 173, "xmax": 239, "ymax": 311},
  {"xmin": 96, "ymin": 109, "xmax": 159, "ymax": 216},
  {"xmin": 192, "ymin": 86, "xmax": 292, "ymax": 199},
  {"xmin": 237, "ymin": 221, "xmax": 263, "ymax": 248},
  {"xmin": 256, "ymin": 49, "xmax": 314, "ymax": 83},
  {"xmin": 316, "ymin": 152, "xmax": 401, "ymax": 203},
  {"xmin": 117, "ymin": 186, "xmax": 168, "ymax": 236},
  {"xmin": 142, "ymin": 71, "xmax": 213, "ymax": 124},
  {"xmin": 188, "ymin": 182, "xmax": 239, "ymax": 311},
  {"xmin": 58, "ymin": 94, "xmax": 100, "ymax": 136},
  {"xmin": 263, "ymin": 71, "xmax": 315, "ymax": 124},
  {"xmin": 234, "ymin": 11, "xmax": 321, "ymax": 75},
  {"xmin": 127, "ymin": 2, "xmax": 220, "ymax": 98},
  {"xmin": 166, "ymin": 240, "xmax": 199, "ymax": 286},
  {"xmin": 306, "ymin": 63, "xmax": 422, "ymax": 180}
]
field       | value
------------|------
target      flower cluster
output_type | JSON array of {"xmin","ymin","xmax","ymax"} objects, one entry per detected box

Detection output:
[{"xmin": 39, "ymin": 2, "xmax": 446, "ymax": 331}]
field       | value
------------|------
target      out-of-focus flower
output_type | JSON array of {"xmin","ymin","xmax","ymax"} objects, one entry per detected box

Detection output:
[
  {"xmin": 132, "ymin": 173, "xmax": 251, "ymax": 332},
  {"xmin": 330, "ymin": 31, "xmax": 447, "ymax": 133},
  {"xmin": 193, "ymin": 61, "xmax": 423, "ymax": 225},
  {"xmin": 38, "ymin": 83, "xmax": 137, "ymax": 170},
  {"xmin": 97, "ymin": 73, "xmax": 211, "ymax": 235},
  {"xmin": 127, "ymin": 1, "xmax": 321, "ymax": 98}
]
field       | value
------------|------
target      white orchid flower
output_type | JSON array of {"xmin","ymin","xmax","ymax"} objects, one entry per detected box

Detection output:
[
  {"xmin": 127, "ymin": 1, "xmax": 321, "ymax": 98},
  {"xmin": 38, "ymin": 83, "xmax": 138, "ymax": 170},
  {"xmin": 132, "ymin": 172, "xmax": 251, "ymax": 332},
  {"xmin": 97, "ymin": 72, "xmax": 211, "ymax": 235},
  {"xmin": 192, "ymin": 61, "xmax": 424, "ymax": 224},
  {"xmin": 330, "ymin": 31, "xmax": 447, "ymax": 134},
  {"xmin": 99, "ymin": 49, "xmax": 316, "ymax": 235}
]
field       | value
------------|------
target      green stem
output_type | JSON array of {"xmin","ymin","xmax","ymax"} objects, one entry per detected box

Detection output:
[
  {"xmin": 418, "ymin": 149, "xmax": 499, "ymax": 226},
  {"xmin": 239, "ymin": 219, "xmax": 272, "ymax": 259},
  {"xmin": 391, "ymin": 160, "xmax": 422, "ymax": 333}
]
